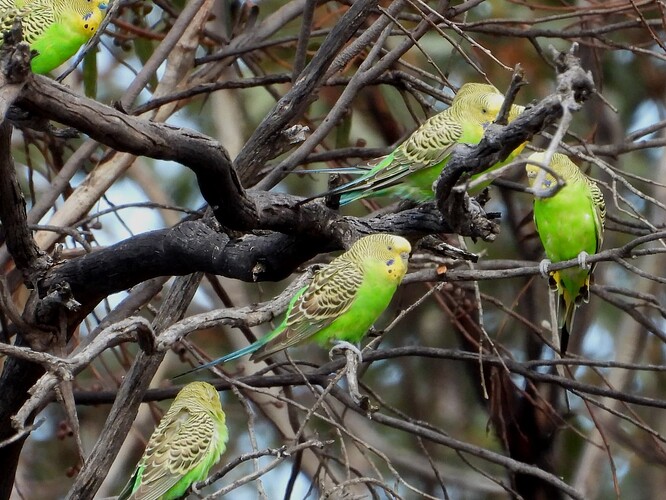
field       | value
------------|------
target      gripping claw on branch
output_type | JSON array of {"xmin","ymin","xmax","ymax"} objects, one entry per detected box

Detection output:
[
  {"xmin": 539, "ymin": 259, "xmax": 552, "ymax": 279},
  {"xmin": 577, "ymin": 251, "xmax": 590, "ymax": 270},
  {"xmin": 329, "ymin": 340, "xmax": 363, "ymax": 364}
]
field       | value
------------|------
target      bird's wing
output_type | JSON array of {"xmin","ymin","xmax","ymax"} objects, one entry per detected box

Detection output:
[
  {"xmin": 586, "ymin": 175, "xmax": 606, "ymax": 253},
  {"xmin": 360, "ymin": 114, "xmax": 462, "ymax": 190},
  {"xmin": 269, "ymin": 260, "xmax": 364, "ymax": 351},
  {"xmin": 129, "ymin": 408, "xmax": 215, "ymax": 500},
  {"xmin": 393, "ymin": 112, "xmax": 462, "ymax": 169},
  {"xmin": 328, "ymin": 111, "xmax": 463, "ymax": 199},
  {"xmin": 0, "ymin": 3, "xmax": 53, "ymax": 45}
]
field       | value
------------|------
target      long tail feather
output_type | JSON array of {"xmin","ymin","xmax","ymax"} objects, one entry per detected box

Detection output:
[
  {"xmin": 300, "ymin": 174, "xmax": 376, "ymax": 205},
  {"xmin": 290, "ymin": 167, "xmax": 371, "ymax": 175},
  {"xmin": 559, "ymin": 296, "xmax": 576, "ymax": 355},
  {"xmin": 173, "ymin": 337, "xmax": 270, "ymax": 379}
]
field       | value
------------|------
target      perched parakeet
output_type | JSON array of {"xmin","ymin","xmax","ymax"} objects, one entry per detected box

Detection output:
[
  {"xmin": 0, "ymin": 0, "xmax": 108, "ymax": 74},
  {"xmin": 118, "ymin": 381, "xmax": 228, "ymax": 500},
  {"xmin": 179, "ymin": 234, "xmax": 411, "ymax": 375},
  {"xmin": 316, "ymin": 83, "xmax": 525, "ymax": 205},
  {"xmin": 526, "ymin": 152, "xmax": 605, "ymax": 354}
]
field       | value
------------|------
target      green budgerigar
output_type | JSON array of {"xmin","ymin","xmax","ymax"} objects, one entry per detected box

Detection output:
[
  {"xmin": 118, "ymin": 381, "xmax": 228, "ymax": 500},
  {"xmin": 178, "ymin": 234, "xmax": 411, "ymax": 375},
  {"xmin": 526, "ymin": 152, "xmax": 605, "ymax": 354},
  {"xmin": 0, "ymin": 0, "xmax": 108, "ymax": 74},
  {"xmin": 316, "ymin": 83, "xmax": 525, "ymax": 205}
]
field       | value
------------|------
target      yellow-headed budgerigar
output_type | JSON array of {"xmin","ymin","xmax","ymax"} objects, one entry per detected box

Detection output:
[
  {"xmin": 0, "ymin": 0, "xmax": 108, "ymax": 74},
  {"xmin": 118, "ymin": 381, "xmax": 228, "ymax": 500},
  {"xmin": 314, "ymin": 83, "xmax": 525, "ymax": 205},
  {"xmin": 178, "ymin": 234, "xmax": 411, "ymax": 376},
  {"xmin": 526, "ymin": 152, "xmax": 605, "ymax": 354}
]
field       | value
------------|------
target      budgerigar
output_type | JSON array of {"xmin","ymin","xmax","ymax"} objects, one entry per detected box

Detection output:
[
  {"xmin": 118, "ymin": 381, "xmax": 228, "ymax": 500},
  {"xmin": 526, "ymin": 152, "xmax": 605, "ymax": 354},
  {"xmin": 315, "ymin": 83, "xmax": 525, "ymax": 205},
  {"xmin": 178, "ymin": 234, "xmax": 411, "ymax": 376},
  {"xmin": 0, "ymin": 0, "xmax": 108, "ymax": 74}
]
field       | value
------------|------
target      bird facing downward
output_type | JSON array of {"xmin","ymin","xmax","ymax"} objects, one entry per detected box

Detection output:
[
  {"xmin": 177, "ymin": 233, "xmax": 411, "ymax": 377},
  {"xmin": 118, "ymin": 381, "xmax": 228, "ymax": 500},
  {"xmin": 526, "ymin": 152, "xmax": 605, "ymax": 354},
  {"xmin": 312, "ymin": 82, "xmax": 525, "ymax": 205},
  {"xmin": 0, "ymin": 0, "xmax": 108, "ymax": 74}
]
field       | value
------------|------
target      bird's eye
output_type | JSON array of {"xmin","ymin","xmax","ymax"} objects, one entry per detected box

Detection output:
[
  {"xmin": 387, "ymin": 246, "xmax": 393, "ymax": 251},
  {"xmin": 482, "ymin": 108, "xmax": 488, "ymax": 113}
]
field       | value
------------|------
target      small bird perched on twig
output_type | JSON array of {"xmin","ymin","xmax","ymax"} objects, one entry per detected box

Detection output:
[{"xmin": 526, "ymin": 151, "xmax": 605, "ymax": 354}]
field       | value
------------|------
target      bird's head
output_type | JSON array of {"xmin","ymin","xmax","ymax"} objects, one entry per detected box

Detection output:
[
  {"xmin": 453, "ymin": 83, "xmax": 524, "ymax": 129},
  {"xmin": 526, "ymin": 152, "xmax": 556, "ymax": 189},
  {"xmin": 70, "ymin": 0, "xmax": 108, "ymax": 36},
  {"xmin": 351, "ymin": 234, "xmax": 411, "ymax": 282},
  {"xmin": 176, "ymin": 382, "xmax": 223, "ymax": 412}
]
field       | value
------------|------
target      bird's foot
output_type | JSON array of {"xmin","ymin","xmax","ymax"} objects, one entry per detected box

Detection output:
[
  {"xmin": 330, "ymin": 341, "xmax": 374, "ymax": 408},
  {"xmin": 539, "ymin": 259, "xmax": 552, "ymax": 279},
  {"xmin": 577, "ymin": 251, "xmax": 591, "ymax": 270},
  {"xmin": 329, "ymin": 340, "xmax": 363, "ymax": 364}
]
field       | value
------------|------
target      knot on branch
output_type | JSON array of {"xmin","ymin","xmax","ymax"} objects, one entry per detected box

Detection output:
[
  {"xmin": 32, "ymin": 282, "xmax": 81, "ymax": 344},
  {"xmin": 441, "ymin": 189, "xmax": 501, "ymax": 242},
  {"xmin": 551, "ymin": 43, "xmax": 595, "ymax": 111},
  {"xmin": 1, "ymin": 20, "xmax": 32, "ymax": 85}
]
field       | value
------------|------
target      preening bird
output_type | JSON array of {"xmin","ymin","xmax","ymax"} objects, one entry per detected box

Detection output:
[
  {"xmin": 0, "ymin": 0, "xmax": 108, "ymax": 74},
  {"xmin": 177, "ymin": 233, "xmax": 411, "ymax": 376},
  {"xmin": 312, "ymin": 83, "xmax": 525, "ymax": 205},
  {"xmin": 526, "ymin": 152, "xmax": 605, "ymax": 354},
  {"xmin": 118, "ymin": 381, "xmax": 228, "ymax": 500}
]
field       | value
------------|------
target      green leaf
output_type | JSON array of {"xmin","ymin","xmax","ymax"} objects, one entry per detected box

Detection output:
[{"xmin": 82, "ymin": 48, "xmax": 98, "ymax": 99}]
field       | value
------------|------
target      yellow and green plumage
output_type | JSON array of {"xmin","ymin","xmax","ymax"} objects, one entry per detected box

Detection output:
[
  {"xmin": 319, "ymin": 83, "xmax": 525, "ymax": 205},
  {"xmin": 179, "ymin": 234, "xmax": 411, "ymax": 375},
  {"xmin": 0, "ymin": 0, "xmax": 108, "ymax": 74},
  {"xmin": 526, "ymin": 152, "xmax": 605, "ymax": 354},
  {"xmin": 118, "ymin": 381, "xmax": 228, "ymax": 500}
]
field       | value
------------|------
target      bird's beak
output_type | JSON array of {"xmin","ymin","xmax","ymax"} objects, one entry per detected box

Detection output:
[{"xmin": 400, "ymin": 251, "xmax": 410, "ymax": 262}]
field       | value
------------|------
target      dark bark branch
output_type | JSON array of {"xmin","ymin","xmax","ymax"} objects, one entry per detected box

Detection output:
[
  {"xmin": 0, "ymin": 122, "xmax": 49, "ymax": 284},
  {"xmin": 0, "ymin": 27, "xmax": 50, "ymax": 285},
  {"xmin": 16, "ymin": 76, "xmax": 256, "ymax": 231},
  {"xmin": 36, "ymin": 202, "xmax": 452, "ymax": 325}
]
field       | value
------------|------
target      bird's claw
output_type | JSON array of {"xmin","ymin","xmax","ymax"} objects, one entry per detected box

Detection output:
[
  {"xmin": 577, "ymin": 251, "xmax": 590, "ymax": 270},
  {"xmin": 330, "ymin": 341, "xmax": 370, "ymax": 405},
  {"xmin": 539, "ymin": 259, "xmax": 551, "ymax": 278},
  {"xmin": 329, "ymin": 340, "xmax": 363, "ymax": 363}
]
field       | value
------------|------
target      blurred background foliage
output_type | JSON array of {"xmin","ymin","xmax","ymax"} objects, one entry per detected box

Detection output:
[{"xmin": 4, "ymin": 0, "xmax": 665, "ymax": 498}]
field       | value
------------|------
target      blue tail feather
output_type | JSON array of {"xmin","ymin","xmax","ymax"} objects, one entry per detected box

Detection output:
[
  {"xmin": 173, "ymin": 337, "xmax": 269, "ymax": 379},
  {"xmin": 290, "ymin": 167, "xmax": 371, "ymax": 175}
]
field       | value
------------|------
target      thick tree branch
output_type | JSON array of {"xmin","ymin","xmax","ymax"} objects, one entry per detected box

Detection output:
[{"xmin": 15, "ymin": 76, "xmax": 256, "ymax": 230}]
